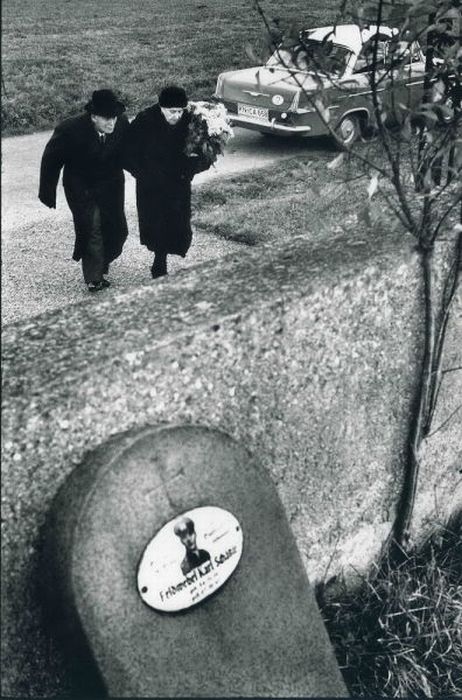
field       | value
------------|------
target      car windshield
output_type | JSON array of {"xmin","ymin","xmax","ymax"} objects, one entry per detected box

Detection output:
[{"xmin": 266, "ymin": 40, "xmax": 351, "ymax": 75}]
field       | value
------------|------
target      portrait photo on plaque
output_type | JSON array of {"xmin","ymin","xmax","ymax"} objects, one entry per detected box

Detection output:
[{"xmin": 137, "ymin": 506, "xmax": 243, "ymax": 612}]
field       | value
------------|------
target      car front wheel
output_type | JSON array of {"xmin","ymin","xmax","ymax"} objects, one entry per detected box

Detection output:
[{"xmin": 333, "ymin": 114, "xmax": 360, "ymax": 149}]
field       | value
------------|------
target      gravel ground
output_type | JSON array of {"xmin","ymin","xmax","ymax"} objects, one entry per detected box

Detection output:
[{"xmin": 1, "ymin": 204, "xmax": 243, "ymax": 325}]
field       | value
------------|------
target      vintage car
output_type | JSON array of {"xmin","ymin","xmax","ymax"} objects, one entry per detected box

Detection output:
[{"xmin": 213, "ymin": 24, "xmax": 426, "ymax": 147}]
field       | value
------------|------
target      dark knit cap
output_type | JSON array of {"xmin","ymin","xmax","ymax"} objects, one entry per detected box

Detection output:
[
  {"xmin": 158, "ymin": 85, "xmax": 188, "ymax": 108},
  {"xmin": 84, "ymin": 89, "xmax": 125, "ymax": 117}
]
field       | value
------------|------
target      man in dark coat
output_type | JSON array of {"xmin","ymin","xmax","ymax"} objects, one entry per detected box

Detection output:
[
  {"xmin": 39, "ymin": 89, "xmax": 129, "ymax": 291},
  {"xmin": 123, "ymin": 85, "xmax": 210, "ymax": 278}
]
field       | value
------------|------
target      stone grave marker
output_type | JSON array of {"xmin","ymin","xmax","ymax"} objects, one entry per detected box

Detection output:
[{"xmin": 46, "ymin": 425, "xmax": 348, "ymax": 697}]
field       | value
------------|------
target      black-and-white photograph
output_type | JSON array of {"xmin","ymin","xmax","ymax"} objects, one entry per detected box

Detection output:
[
  {"xmin": 173, "ymin": 515, "xmax": 212, "ymax": 576},
  {"xmin": 2, "ymin": 0, "xmax": 461, "ymax": 697}
]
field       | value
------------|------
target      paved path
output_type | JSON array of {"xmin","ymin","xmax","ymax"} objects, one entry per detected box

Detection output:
[
  {"xmin": 1, "ymin": 127, "xmax": 326, "ymax": 324},
  {"xmin": 2, "ymin": 127, "xmax": 313, "ymax": 234}
]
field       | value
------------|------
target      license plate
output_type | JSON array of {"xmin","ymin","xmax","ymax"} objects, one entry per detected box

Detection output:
[{"xmin": 237, "ymin": 103, "xmax": 269, "ymax": 121}]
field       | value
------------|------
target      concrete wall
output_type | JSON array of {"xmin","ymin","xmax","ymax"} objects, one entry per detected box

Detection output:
[{"xmin": 2, "ymin": 231, "xmax": 461, "ymax": 697}]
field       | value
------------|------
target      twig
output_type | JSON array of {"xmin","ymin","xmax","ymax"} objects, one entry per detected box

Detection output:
[
  {"xmin": 322, "ymin": 531, "xmax": 342, "ymax": 584},
  {"xmin": 432, "ymin": 193, "xmax": 462, "ymax": 242},
  {"xmin": 379, "ymin": 186, "xmax": 413, "ymax": 232},
  {"xmin": 394, "ymin": 246, "xmax": 436, "ymax": 546},
  {"xmin": 442, "ymin": 366, "xmax": 462, "ymax": 375},
  {"xmin": 426, "ymin": 228, "xmax": 462, "ymax": 429},
  {"xmin": 427, "ymin": 403, "xmax": 462, "ymax": 439},
  {"xmin": 368, "ymin": 0, "xmax": 417, "ymax": 236},
  {"xmin": 2, "ymin": 75, "xmax": 9, "ymax": 100}
]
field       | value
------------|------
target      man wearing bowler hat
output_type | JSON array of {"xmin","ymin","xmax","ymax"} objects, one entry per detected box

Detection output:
[
  {"xmin": 123, "ymin": 85, "xmax": 211, "ymax": 279},
  {"xmin": 39, "ymin": 89, "xmax": 129, "ymax": 292}
]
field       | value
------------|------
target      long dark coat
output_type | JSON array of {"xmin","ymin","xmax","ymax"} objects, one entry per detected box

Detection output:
[
  {"xmin": 39, "ymin": 113, "xmax": 129, "ymax": 263},
  {"xmin": 123, "ymin": 104, "xmax": 210, "ymax": 256}
]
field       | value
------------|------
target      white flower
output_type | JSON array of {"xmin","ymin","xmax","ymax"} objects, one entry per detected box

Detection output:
[{"xmin": 188, "ymin": 101, "xmax": 234, "ymax": 140}]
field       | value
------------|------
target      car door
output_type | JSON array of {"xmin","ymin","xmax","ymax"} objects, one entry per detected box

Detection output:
[
  {"xmin": 339, "ymin": 37, "xmax": 389, "ymax": 125},
  {"xmin": 348, "ymin": 34, "xmax": 414, "ymax": 125},
  {"xmin": 403, "ymin": 43, "xmax": 426, "ymax": 109}
]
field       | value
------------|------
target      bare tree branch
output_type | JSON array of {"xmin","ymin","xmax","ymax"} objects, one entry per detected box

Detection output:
[
  {"xmin": 427, "ymin": 403, "xmax": 462, "ymax": 438},
  {"xmin": 426, "ymin": 227, "xmax": 462, "ymax": 431},
  {"xmin": 367, "ymin": 0, "xmax": 418, "ymax": 236},
  {"xmin": 432, "ymin": 191, "xmax": 462, "ymax": 241},
  {"xmin": 379, "ymin": 186, "xmax": 413, "ymax": 231},
  {"xmin": 442, "ymin": 365, "xmax": 462, "ymax": 374}
]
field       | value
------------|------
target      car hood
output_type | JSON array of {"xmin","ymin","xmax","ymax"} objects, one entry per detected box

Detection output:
[{"xmin": 220, "ymin": 67, "xmax": 328, "ymax": 108}]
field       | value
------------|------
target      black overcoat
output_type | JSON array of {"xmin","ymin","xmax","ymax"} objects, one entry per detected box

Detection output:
[
  {"xmin": 39, "ymin": 113, "xmax": 129, "ymax": 263},
  {"xmin": 123, "ymin": 105, "xmax": 210, "ymax": 256}
]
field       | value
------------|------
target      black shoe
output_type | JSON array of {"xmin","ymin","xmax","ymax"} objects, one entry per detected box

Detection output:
[
  {"xmin": 101, "ymin": 278, "xmax": 111, "ymax": 288},
  {"xmin": 87, "ymin": 281, "xmax": 105, "ymax": 292},
  {"xmin": 151, "ymin": 266, "xmax": 168, "ymax": 279},
  {"xmin": 151, "ymin": 261, "xmax": 167, "ymax": 278},
  {"xmin": 151, "ymin": 254, "xmax": 167, "ymax": 279}
]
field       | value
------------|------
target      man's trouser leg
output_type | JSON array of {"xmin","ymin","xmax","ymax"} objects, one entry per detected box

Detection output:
[
  {"xmin": 81, "ymin": 206, "xmax": 105, "ymax": 284},
  {"xmin": 151, "ymin": 251, "xmax": 167, "ymax": 278}
]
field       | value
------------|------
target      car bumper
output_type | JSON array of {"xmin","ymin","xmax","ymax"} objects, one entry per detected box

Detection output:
[{"xmin": 229, "ymin": 114, "xmax": 312, "ymax": 135}]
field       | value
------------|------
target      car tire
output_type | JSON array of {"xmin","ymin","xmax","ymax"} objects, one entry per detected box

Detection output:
[{"xmin": 332, "ymin": 114, "xmax": 361, "ymax": 149}]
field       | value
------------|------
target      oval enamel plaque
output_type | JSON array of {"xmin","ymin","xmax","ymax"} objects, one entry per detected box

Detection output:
[
  {"xmin": 137, "ymin": 506, "xmax": 243, "ymax": 612},
  {"xmin": 272, "ymin": 94, "xmax": 284, "ymax": 106}
]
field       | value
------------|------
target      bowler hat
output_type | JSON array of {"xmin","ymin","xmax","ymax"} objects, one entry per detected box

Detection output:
[
  {"xmin": 158, "ymin": 85, "xmax": 188, "ymax": 108},
  {"xmin": 84, "ymin": 89, "xmax": 125, "ymax": 117}
]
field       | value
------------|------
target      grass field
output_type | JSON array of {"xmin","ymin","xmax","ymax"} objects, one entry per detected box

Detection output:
[
  {"xmin": 192, "ymin": 148, "xmax": 370, "ymax": 247},
  {"xmin": 1, "ymin": 0, "xmax": 343, "ymax": 136}
]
